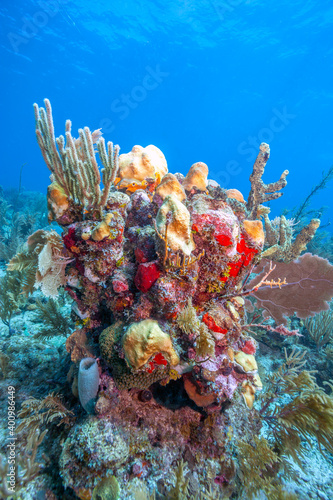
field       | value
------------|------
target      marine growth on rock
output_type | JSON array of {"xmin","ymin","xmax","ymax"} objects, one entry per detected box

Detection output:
[{"xmin": 18, "ymin": 98, "xmax": 328, "ymax": 499}]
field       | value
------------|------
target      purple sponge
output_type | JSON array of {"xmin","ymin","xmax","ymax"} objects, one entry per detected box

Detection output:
[{"xmin": 78, "ymin": 357, "xmax": 99, "ymax": 413}]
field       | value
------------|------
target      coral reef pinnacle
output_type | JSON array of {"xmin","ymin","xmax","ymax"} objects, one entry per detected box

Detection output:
[{"xmin": 9, "ymin": 100, "xmax": 330, "ymax": 499}]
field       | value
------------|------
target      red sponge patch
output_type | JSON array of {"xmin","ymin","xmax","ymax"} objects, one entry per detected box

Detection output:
[{"xmin": 134, "ymin": 261, "xmax": 160, "ymax": 293}]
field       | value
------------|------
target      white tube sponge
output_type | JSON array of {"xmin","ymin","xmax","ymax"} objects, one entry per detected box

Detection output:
[{"xmin": 78, "ymin": 357, "xmax": 100, "ymax": 414}]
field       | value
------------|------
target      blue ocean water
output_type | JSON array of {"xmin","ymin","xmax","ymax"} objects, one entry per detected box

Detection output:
[{"xmin": 0, "ymin": 0, "xmax": 332, "ymax": 222}]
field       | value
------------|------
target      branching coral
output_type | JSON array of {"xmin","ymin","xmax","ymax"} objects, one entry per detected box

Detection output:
[
  {"xmin": 17, "ymin": 392, "xmax": 75, "ymax": 446},
  {"xmin": 262, "ymin": 214, "xmax": 320, "ymax": 262},
  {"xmin": 258, "ymin": 348, "xmax": 333, "ymax": 458},
  {"xmin": 0, "ymin": 430, "xmax": 47, "ymax": 498},
  {"xmin": 0, "ymin": 271, "xmax": 25, "ymax": 328},
  {"xmin": 34, "ymin": 98, "xmax": 119, "ymax": 217},
  {"xmin": 167, "ymin": 459, "xmax": 191, "ymax": 499},
  {"xmin": 33, "ymin": 298, "xmax": 73, "ymax": 339},
  {"xmin": 246, "ymin": 142, "xmax": 289, "ymax": 220},
  {"xmin": 304, "ymin": 308, "xmax": 333, "ymax": 348}
]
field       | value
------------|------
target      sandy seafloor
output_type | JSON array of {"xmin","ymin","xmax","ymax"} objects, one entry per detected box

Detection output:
[{"xmin": 0, "ymin": 266, "xmax": 333, "ymax": 500}]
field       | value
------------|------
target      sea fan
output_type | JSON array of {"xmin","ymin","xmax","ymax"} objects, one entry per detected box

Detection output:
[{"xmin": 249, "ymin": 253, "xmax": 333, "ymax": 325}]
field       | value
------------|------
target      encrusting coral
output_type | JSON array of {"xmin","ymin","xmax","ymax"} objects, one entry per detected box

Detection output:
[
  {"xmin": 7, "ymin": 99, "xmax": 333, "ymax": 499},
  {"xmin": 122, "ymin": 319, "xmax": 180, "ymax": 371}
]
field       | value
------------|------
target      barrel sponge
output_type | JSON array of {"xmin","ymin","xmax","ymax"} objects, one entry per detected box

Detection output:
[
  {"xmin": 183, "ymin": 162, "xmax": 209, "ymax": 191},
  {"xmin": 118, "ymin": 145, "xmax": 168, "ymax": 183},
  {"xmin": 156, "ymin": 194, "xmax": 195, "ymax": 256},
  {"xmin": 78, "ymin": 357, "xmax": 100, "ymax": 414},
  {"xmin": 122, "ymin": 319, "xmax": 179, "ymax": 371}
]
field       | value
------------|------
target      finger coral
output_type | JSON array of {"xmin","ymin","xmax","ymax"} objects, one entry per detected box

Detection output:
[
  {"xmin": 246, "ymin": 142, "xmax": 289, "ymax": 220},
  {"xmin": 262, "ymin": 214, "xmax": 320, "ymax": 262}
]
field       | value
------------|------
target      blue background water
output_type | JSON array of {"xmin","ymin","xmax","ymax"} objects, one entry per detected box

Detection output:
[{"xmin": 1, "ymin": 0, "xmax": 332, "ymax": 222}]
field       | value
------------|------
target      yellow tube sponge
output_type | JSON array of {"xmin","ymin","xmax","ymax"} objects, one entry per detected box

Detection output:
[
  {"xmin": 155, "ymin": 173, "xmax": 186, "ymax": 202},
  {"xmin": 122, "ymin": 319, "xmax": 179, "ymax": 370},
  {"xmin": 118, "ymin": 145, "xmax": 168, "ymax": 185},
  {"xmin": 156, "ymin": 194, "xmax": 195, "ymax": 256},
  {"xmin": 183, "ymin": 162, "xmax": 209, "ymax": 191}
]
